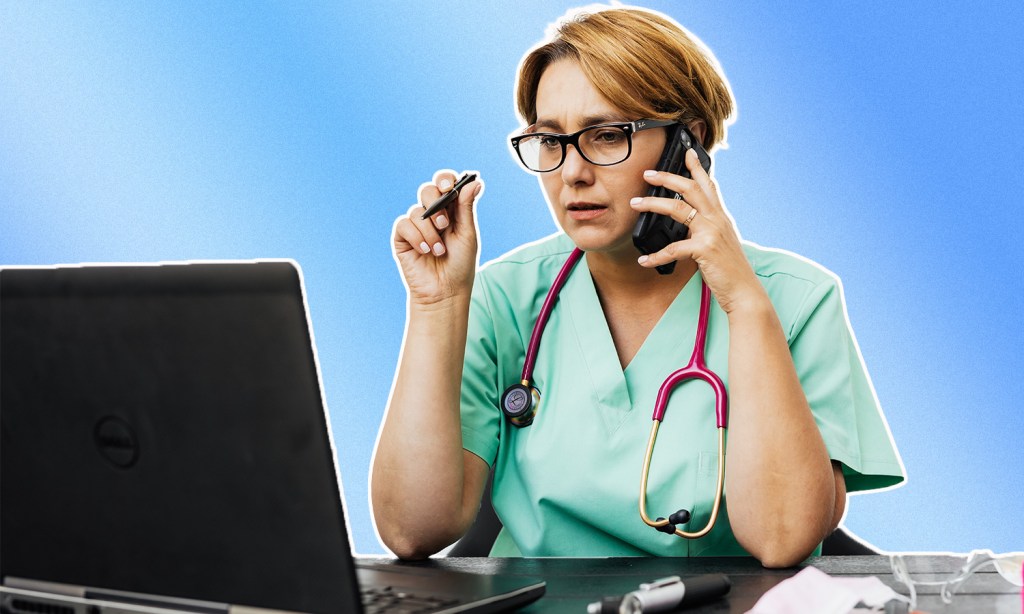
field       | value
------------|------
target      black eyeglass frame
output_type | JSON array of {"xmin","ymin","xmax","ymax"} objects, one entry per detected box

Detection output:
[{"xmin": 509, "ymin": 118, "xmax": 678, "ymax": 173}]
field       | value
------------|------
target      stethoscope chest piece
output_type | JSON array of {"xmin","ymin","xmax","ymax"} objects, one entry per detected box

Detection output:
[{"xmin": 501, "ymin": 381, "xmax": 541, "ymax": 428}]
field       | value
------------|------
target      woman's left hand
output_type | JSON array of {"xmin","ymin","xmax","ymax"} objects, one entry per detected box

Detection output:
[{"xmin": 630, "ymin": 148, "xmax": 766, "ymax": 316}]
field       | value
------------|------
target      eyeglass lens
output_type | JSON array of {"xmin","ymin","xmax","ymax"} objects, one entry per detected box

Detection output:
[{"xmin": 516, "ymin": 125, "xmax": 631, "ymax": 172}]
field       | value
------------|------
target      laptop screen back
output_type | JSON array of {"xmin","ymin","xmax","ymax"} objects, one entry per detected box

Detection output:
[{"xmin": 0, "ymin": 262, "xmax": 362, "ymax": 613}]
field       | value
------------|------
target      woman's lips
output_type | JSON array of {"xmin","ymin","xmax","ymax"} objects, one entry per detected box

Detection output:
[{"xmin": 567, "ymin": 203, "xmax": 607, "ymax": 221}]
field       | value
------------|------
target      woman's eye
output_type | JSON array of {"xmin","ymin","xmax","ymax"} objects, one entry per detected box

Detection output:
[
  {"xmin": 538, "ymin": 136, "xmax": 561, "ymax": 149},
  {"xmin": 592, "ymin": 130, "xmax": 626, "ymax": 144}
]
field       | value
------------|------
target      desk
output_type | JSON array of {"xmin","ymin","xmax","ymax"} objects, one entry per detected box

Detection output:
[{"xmin": 362, "ymin": 555, "xmax": 1021, "ymax": 613}]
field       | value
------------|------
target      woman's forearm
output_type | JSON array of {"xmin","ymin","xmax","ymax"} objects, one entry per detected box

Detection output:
[
  {"xmin": 370, "ymin": 296, "xmax": 485, "ymax": 559},
  {"xmin": 723, "ymin": 291, "xmax": 838, "ymax": 567}
]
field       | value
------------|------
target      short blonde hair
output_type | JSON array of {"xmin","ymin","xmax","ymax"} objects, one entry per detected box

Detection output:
[{"xmin": 515, "ymin": 6, "xmax": 735, "ymax": 150}]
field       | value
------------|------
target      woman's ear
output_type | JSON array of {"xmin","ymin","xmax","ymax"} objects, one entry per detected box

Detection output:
[{"xmin": 687, "ymin": 119, "xmax": 707, "ymax": 146}]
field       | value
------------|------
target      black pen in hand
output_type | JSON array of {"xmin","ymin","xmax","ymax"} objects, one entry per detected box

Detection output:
[
  {"xmin": 421, "ymin": 172, "xmax": 477, "ymax": 220},
  {"xmin": 587, "ymin": 574, "xmax": 731, "ymax": 613}
]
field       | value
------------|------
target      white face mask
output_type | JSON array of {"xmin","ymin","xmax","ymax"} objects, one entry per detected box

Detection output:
[
  {"xmin": 891, "ymin": 549, "xmax": 1024, "ymax": 608},
  {"xmin": 750, "ymin": 551, "xmax": 1023, "ymax": 614},
  {"xmin": 748, "ymin": 566, "xmax": 909, "ymax": 614}
]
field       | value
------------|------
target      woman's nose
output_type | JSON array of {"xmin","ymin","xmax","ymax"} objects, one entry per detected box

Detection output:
[{"xmin": 560, "ymin": 143, "xmax": 594, "ymax": 187}]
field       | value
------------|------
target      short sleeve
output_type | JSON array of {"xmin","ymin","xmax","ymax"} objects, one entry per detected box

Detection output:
[
  {"xmin": 787, "ymin": 277, "xmax": 906, "ymax": 492},
  {"xmin": 459, "ymin": 274, "xmax": 502, "ymax": 467}
]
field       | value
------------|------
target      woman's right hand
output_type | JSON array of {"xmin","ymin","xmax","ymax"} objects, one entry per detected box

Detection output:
[
  {"xmin": 391, "ymin": 170, "xmax": 483, "ymax": 306},
  {"xmin": 377, "ymin": 170, "xmax": 487, "ymax": 558}
]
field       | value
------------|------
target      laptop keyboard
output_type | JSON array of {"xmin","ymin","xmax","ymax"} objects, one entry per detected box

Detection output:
[{"xmin": 360, "ymin": 585, "xmax": 462, "ymax": 614}]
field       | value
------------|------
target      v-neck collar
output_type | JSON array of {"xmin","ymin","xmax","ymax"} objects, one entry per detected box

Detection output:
[{"xmin": 562, "ymin": 255, "xmax": 705, "ymax": 432}]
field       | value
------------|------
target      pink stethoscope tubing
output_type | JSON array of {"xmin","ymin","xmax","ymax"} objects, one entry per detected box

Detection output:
[{"xmin": 514, "ymin": 247, "xmax": 728, "ymax": 539}]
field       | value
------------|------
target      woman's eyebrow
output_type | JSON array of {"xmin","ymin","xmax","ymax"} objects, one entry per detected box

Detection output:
[
  {"xmin": 532, "ymin": 118, "xmax": 563, "ymax": 132},
  {"xmin": 581, "ymin": 113, "xmax": 629, "ymax": 126},
  {"xmin": 533, "ymin": 113, "xmax": 629, "ymax": 133}
]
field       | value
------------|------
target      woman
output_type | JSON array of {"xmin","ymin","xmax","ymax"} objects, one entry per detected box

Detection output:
[{"xmin": 371, "ymin": 5, "xmax": 904, "ymax": 567}]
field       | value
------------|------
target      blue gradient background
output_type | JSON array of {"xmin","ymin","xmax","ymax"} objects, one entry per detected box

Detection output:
[{"xmin": 2, "ymin": 2, "xmax": 1021, "ymax": 555}]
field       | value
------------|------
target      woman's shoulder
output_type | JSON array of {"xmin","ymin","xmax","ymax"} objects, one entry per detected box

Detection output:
[
  {"xmin": 741, "ymin": 241, "xmax": 840, "ymax": 290},
  {"xmin": 470, "ymin": 233, "xmax": 575, "ymax": 324},
  {"xmin": 741, "ymin": 242, "xmax": 847, "ymax": 328},
  {"xmin": 477, "ymin": 233, "xmax": 576, "ymax": 283}
]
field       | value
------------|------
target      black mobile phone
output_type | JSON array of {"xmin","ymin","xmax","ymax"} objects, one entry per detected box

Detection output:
[{"xmin": 631, "ymin": 125, "xmax": 712, "ymax": 275}]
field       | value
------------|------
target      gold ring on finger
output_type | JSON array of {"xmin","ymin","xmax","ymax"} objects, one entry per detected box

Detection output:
[{"xmin": 683, "ymin": 207, "xmax": 698, "ymax": 226}]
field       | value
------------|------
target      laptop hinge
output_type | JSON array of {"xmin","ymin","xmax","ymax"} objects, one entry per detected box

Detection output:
[
  {"xmin": 228, "ymin": 607, "xmax": 306, "ymax": 614},
  {"xmin": 3, "ymin": 578, "xmax": 230, "ymax": 614},
  {"xmin": 84, "ymin": 588, "xmax": 228, "ymax": 614},
  {"xmin": 3, "ymin": 578, "xmax": 86, "ymax": 598}
]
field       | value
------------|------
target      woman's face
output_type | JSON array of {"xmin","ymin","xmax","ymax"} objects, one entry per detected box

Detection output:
[{"xmin": 533, "ymin": 59, "xmax": 666, "ymax": 257}]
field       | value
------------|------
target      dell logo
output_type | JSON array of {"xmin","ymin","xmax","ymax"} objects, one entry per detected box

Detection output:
[{"xmin": 94, "ymin": 416, "xmax": 140, "ymax": 468}]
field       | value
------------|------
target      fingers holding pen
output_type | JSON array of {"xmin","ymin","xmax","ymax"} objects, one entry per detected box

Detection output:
[
  {"xmin": 391, "ymin": 169, "xmax": 483, "ymax": 306},
  {"xmin": 419, "ymin": 172, "xmax": 457, "ymax": 231},
  {"xmin": 453, "ymin": 174, "xmax": 484, "ymax": 224},
  {"xmin": 395, "ymin": 203, "xmax": 446, "ymax": 257},
  {"xmin": 406, "ymin": 171, "xmax": 483, "ymax": 258},
  {"xmin": 409, "ymin": 172, "xmax": 459, "ymax": 258},
  {"xmin": 419, "ymin": 171, "xmax": 482, "ymax": 229}
]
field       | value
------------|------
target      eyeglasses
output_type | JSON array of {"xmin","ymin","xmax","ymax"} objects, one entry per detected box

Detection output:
[
  {"xmin": 509, "ymin": 118, "xmax": 677, "ymax": 173},
  {"xmin": 890, "ymin": 550, "xmax": 1023, "ymax": 608}
]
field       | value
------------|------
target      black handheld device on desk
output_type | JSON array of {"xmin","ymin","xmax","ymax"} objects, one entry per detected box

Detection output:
[{"xmin": 632, "ymin": 124, "xmax": 712, "ymax": 275}]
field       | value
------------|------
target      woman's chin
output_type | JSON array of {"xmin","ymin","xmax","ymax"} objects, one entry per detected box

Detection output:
[{"xmin": 564, "ymin": 227, "xmax": 636, "ymax": 258}]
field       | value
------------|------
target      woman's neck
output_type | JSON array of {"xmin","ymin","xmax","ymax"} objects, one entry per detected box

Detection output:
[{"xmin": 584, "ymin": 246, "xmax": 697, "ymax": 300}]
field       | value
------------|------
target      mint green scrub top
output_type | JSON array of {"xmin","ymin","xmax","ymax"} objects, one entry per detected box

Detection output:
[{"xmin": 459, "ymin": 233, "xmax": 905, "ymax": 557}]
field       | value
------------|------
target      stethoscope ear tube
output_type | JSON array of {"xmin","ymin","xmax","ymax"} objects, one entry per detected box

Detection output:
[
  {"xmin": 638, "ymin": 279, "xmax": 729, "ymax": 539},
  {"xmin": 501, "ymin": 248, "xmax": 584, "ymax": 428},
  {"xmin": 639, "ymin": 424, "xmax": 726, "ymax": 539},
  {"xmin": 519, "ymin": 248, "xmax": 584, "ymax": 381},
  {"xmin": 650, "ymin": 282, "xmax": 727, "ymax": 427}
]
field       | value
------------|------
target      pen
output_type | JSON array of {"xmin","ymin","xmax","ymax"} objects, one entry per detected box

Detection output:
[
  {"xmin": 421, "ymin": 172, "xmax": 477, "ymax": 220},
  {"xmin": 586, "ymin": 574, "xmax": 730, "ymax": 614},
  {"xmin": 586, "ymin": 596, "xmax": 622, "ymax": 614}
]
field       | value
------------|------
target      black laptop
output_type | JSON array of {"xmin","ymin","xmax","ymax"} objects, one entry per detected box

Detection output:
[{"xmin": 0, "ymin": 261, "xmax": 543, "ymax": 614}]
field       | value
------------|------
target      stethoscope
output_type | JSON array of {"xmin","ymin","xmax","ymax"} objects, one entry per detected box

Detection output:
[{"xmin": 499, "ymin": 247, "xmax": 728, "ymax": 539}]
